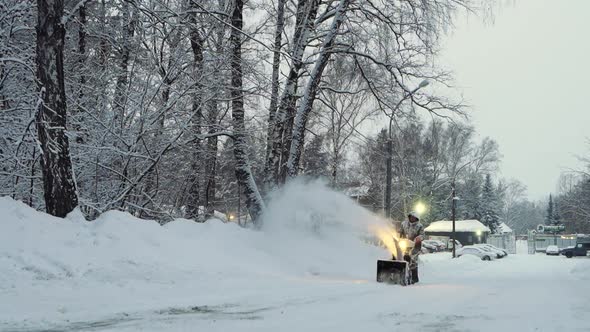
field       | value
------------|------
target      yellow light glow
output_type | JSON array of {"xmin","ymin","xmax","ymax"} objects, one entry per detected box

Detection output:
[
  {"xmin": 399, "ymin": 240, "xmax": 407, "ymax": 251},
  {"xmin": 368, "ymin": 223, "xmax": 400, "ymax": 256},
  {"xmin": 476, "ymin": 230, "xmax": 482, "ymax": 236},
  {"xmin": 414, "ymin": 202, "xmax": 427, "ymax": 215},
  {"xmin": 228, "ymin": 214, "xmax": 235, "ymax": 220}
]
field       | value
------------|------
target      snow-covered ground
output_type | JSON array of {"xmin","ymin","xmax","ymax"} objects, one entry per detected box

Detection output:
[{"xmin": 1, "ymin": 181, "xmax": 589, "ymax": 332}]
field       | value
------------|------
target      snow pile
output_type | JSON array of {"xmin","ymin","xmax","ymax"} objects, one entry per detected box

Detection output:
[
  {"xmin": 425, "ymin": 219, "xmax": 491, "ymax": 233},
  {"xmin": 0, "ymin": 180, "xmax": 391, "ymax": 288}
]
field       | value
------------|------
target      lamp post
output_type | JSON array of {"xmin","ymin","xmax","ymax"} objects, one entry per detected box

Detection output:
[
  {"xmin": 385, "ymin": 80, "xmax": 429, "ymax": 218},
  {"xmin": 452, "ymin": 179, "xmax": 457, "ymax": 258},
  {"xmin": 237, "ymin": 181, "xmax": 241, "ymax": 226}
]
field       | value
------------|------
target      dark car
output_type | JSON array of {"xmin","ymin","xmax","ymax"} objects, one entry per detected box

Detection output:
[{"xmin": 561, "ymin": 242, "xmax": 590, "ymax": 258}]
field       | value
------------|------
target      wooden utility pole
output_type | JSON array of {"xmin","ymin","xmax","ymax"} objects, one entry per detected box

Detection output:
[
  {"xmin": 385, "ymin": 118, "xmax": 393, "ymax": 218},
  {"xmin": 452, "ymin": 179, "xmax": 457, "ymax": 258}
]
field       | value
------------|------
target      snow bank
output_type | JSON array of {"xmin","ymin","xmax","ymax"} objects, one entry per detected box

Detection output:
[{"xmin": 0, "ymin": 180, "xmax": 392, "ymax": 288}]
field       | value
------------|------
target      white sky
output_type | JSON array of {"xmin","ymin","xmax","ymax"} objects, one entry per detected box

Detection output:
[{"xmin": 440, "ymin": 0, "xmax": 590, "ymax": 200}]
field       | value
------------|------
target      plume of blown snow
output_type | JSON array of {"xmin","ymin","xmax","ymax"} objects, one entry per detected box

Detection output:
[{"xmin": 259, "ymin": 179, "xmax": 392, "ymax": 279}]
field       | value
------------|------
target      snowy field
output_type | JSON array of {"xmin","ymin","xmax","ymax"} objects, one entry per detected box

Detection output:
[{"xmin": 1, "ymin": 182, "xmax": 589, "ymax": 332}]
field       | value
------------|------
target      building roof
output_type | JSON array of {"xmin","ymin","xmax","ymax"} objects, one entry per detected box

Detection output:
[
  {"xmin": 498, "ymin": 222, "xmax": 513, "ymax": 234},
  {"xmin": 425, "ymin": 219, "xmax": 491, "ymax": 233}
]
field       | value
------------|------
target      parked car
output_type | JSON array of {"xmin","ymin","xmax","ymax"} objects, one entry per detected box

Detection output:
[
  {"xmin": 432, "ymin": 240, "xmax": 447, "ymax": 251},
  {"xmin": 488, "ymin": 244, "xmax": 509, "ymax": 256},
  {"xmin": 474, "ymin": 244, "xmax": 505, "ymax": 259},
  {"xmin": 545, "ymin": 245, "xmax": 560, "ymax": 256},
  {"xmin": 422, "ymin": 240, "xmax": 440, "ymax": 253},
  {"xmin": 561, "ymin": 242, "xmax": 590, "ymax": 258},
  {"xmin": 456, "ymin": 246, "xmax": 494, "ymax": 261},
  {"xmin": 475, "ymin": 244, "xmax": 508, "ymax": 258},
  {"xmin": 446, "ymin": 239, "xmax": 463, "ymax": 251}
]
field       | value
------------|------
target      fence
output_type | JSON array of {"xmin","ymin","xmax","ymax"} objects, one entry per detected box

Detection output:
[
  {"xmin": 526, "ymin": 231, "xmax": 578, "ymax": 253},
  {"xmin": 486, "ymin": 234, "xmax": 516, "ymax": 254}
]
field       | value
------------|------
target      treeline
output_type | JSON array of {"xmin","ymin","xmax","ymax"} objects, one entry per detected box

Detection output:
[
  {"xmin": 2, "ymin": 0, "xmax": 588, "ymax": 235},
  {"xmin": 300, "ymin": 117, "xmax": 506, "ymax": 229},
  {"xmin": 552, "ymin": 169, "xmax": 590, "ymax": 233},
  {"xmin": 1, "ymin": 0, "xmax": 471, "ymax": 223}
]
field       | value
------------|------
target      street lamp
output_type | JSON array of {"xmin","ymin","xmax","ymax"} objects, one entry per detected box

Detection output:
[
  {"xmin": 414, "ymin": 201, "xmax": 427, "ymax": 215},
  {"xmin": 449, "ymin": 158, "xmax": 478, "ymax": 258},
  {"xmin": 384, "ymin": 80, "xmax": 430, "ymax": 218},
  {"xmin": 452, "ymin": 181, "xmax": 458, "ymax": 258},
  {"xmin": 418, "ymin": 79, "xmax": 430, "ymax": 88}
]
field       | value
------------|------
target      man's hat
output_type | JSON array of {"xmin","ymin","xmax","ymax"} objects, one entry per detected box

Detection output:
[{"xmin": 408, "ymin": 211, "xmax": 420, "ymax": 221}]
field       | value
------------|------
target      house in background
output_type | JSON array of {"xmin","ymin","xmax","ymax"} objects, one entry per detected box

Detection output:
[
  {"xmin": 425, "ymin": 220, "xmax": 490, "ymax": 245},
  {"xmin": 497, "ymin": 222, "xmax": 513, "ymax": 235}
]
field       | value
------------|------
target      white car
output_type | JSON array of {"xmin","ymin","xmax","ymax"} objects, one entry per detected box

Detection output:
[
  {"xmin": 545, "ymin": 245, "xmax": 560, "ymax": 255},
  {"xmin": 474, "ymin": 244, "xmax": 507, "ymax": 258},
  {"xmin": 456, "ymin": 246, "xmax": 495, "ymax": 261},
  {"xmin": 422, "ymin": 240, "xmax": 440, "ymax": 253},
  {"xmin": 447, "ymin": 239, "xmax": 463, "ymax": 250}
]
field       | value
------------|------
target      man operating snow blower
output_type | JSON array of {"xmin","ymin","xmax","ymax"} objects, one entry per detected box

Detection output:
[
  {"xmin": 376, "ymin": 211, "xmax": 425, "ymax": 285},
  {"xmin": 400, "ymin": 211, "xmax": 425, "ymax": 284}
]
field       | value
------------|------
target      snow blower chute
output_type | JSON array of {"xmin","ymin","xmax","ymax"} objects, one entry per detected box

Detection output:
[{"xmin": 376, "ymin": 238, "xmax": 414, "ymax": 286}]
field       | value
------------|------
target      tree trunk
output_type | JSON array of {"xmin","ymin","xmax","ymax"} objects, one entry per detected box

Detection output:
[
  {"xmin": 230, "ymin": 0, "xmax": 265, "ymax": 223},
  {"xmin": 35, "ymin": 0, "xmax": 79, "ymax": 217},
  {"xmin": 264, "ymin": 0, "xmax": 319, "ymax": 187},
  {"xmin": 204, "ymin": 124, "xmax": 217, "ymax": 217},
  {"xmin": 75, "ymin": 3, "xmax": 86, "ymax": 143},
  {"xmin": 203, "ymin": 6, "xmax": 224, "ymax": 218},
  {"xmin": 98, "ymin": 0, "xmax": 109, "ymax": 67},
  {"xmin": 331, "ymin": 150, "xmax": 339, "ymax": 187},
  {"xmin": 264, "ymin": 0, "xmax": 286, "ymax": 171},
  {"xmin": 186, "ymin": 4, "xmax": 205, "ymax": 220},
  {"xmin": 286, "ymin": 0, "xmax": 349, "ymax": 178},
  {"xmin": 113, "ymin": 0, "xmax": 135, "ymax": 133}
]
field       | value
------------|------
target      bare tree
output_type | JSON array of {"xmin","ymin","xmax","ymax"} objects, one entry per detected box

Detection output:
[
  {"xmin": 315, "ymin": 58, "xmax": 374, "ymax": 186},
  {"xmin": 35, "ymin": 0, "xmax": 78, "ymax": 217},
  {"xmin": 230, "ymin": 0, "xmax": 265, "ymax": 222}
]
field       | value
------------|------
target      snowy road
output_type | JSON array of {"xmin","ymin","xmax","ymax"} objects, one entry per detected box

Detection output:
[{"xmin": 3, "ymin": 253, "xmax": 589, "ymax": 332}]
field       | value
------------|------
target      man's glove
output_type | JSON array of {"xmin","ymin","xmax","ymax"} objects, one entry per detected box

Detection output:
[{"xmin": 414, "ymin": 237, "xmax": 422, "ymax": 249}]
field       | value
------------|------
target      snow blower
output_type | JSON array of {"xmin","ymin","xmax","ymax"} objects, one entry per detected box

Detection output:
[{"xmin": 376, "ymin": 238, "xmax": 414, "ymax": 286}]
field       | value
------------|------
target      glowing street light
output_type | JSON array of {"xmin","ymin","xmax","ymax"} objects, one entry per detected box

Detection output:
[{"xmin": 414, "ymin": 202, "xmax": 427, "ymax": 215}]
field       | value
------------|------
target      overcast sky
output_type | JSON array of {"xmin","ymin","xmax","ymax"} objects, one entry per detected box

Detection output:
[{"xmin": 440, "ymin": 0, "xmax": 590, "ymax": 200}]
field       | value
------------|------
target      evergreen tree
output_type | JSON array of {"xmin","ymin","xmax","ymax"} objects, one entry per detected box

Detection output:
[
  {"xmin": 459, "ymin": 174, "xmax": 483, "ymax": 220},
  {"xmin": 480, "ymin": 174, "xmax": 501, "ymax": 233},
  {"xmin": 553, "ymin": 198, "xmax": 561, "ymax": 225},
  {"xmin": 545, "ymin": 194, "xmax": 554, "ymax": 225},
  {"xmin": 302, "ymin": 134, "xmax": 330, "ymax": 179}
]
